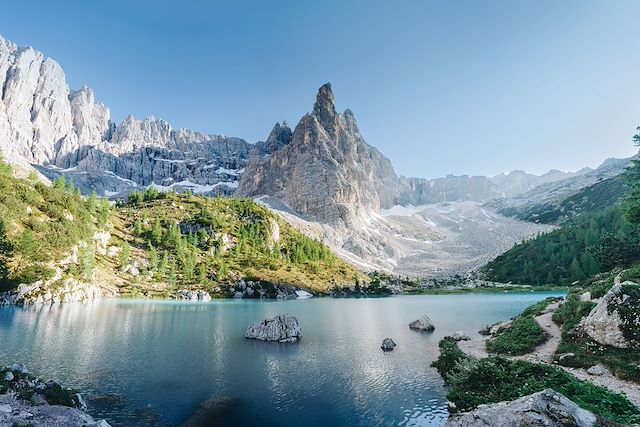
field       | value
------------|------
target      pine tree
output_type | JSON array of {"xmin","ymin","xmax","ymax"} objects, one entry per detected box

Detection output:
[
  {"xmin": 77, "ymin": 246, "xmax": 96, "ymax": 281},
  {"xmin": 87, "ymin": 190, "xmax": 98, "ymax": 213},
  {"xmin": 569, "ymin": 258, "xmax": 586, "ymax": 282},
  {"xmin": 53, "ymin": 174, "xmax": 66, "ymax": 191},
  {"xmin": 119, "ymin": 243, "xmax": 131, "ymax": 270},
  {"xmin": 148, "ymin": 244, "xmax": 159, "ymax": 272},
  {"xmin": 168, "ymin": 260, "xmax": 177, "ymax": 289},
  {"xmin": 0, "ymin": 220, "xmax": 13, "ymax": 283}
]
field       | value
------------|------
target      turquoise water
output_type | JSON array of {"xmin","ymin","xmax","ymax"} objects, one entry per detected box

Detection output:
[{"xmin": 0, "ymin": 292, "xmax": 563, "ymax": 426}]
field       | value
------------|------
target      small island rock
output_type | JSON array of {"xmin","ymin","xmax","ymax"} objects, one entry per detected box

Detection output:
[
  {"xmin": 381, "ymin": 338, "xmax": 396, "ymax": 351},
  {"xmin": 245, "ymin": 314, "xmax": 302, "ymax": 343},
  {"xmin": 409, "ymin": 315, "xmax": 435, "ymax": 331},
  {"xmin": 451, "ymin": 331, "xmax": 471, "ymax": 341}
]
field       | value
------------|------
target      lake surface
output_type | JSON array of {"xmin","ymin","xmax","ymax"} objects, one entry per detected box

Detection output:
[{"xmin": 0, "ymin": 292, "xmax": 563, "ymax": 426}]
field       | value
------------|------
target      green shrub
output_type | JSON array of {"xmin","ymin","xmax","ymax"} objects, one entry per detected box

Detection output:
[
  {"xmin": 433, "ymin": 340, "xmax": 640, "ymax": 424},
  {"xmin": 486, "ymin": 316, "xmax": 548, "ymax": 355}
]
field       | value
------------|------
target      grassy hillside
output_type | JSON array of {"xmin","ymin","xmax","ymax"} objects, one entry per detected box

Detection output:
[
  {"xmin": 0, "ymin": 159, "xmax": 110, "ymax": 291},
  {"xmin": 112, "ymin": 189, "xmax": 366, "ymax": 296},
  {"xmin": 0, "ymin": 156, "xmax": 366, "ymax": 298}
]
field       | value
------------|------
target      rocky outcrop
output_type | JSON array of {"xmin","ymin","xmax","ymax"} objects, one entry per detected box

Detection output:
[
  {"xmin": 238, "ymin": 83, "xmax": 401, "ymax": 226},
  {"xmin": 260, "ymin": 121, "xmax": 292, "ymax": 153},
  {"xmin": 175, "ymin": 289, "xmax": 212, "ymax": 302},
  {"xmin": 245, "ymin": 314, "xmax": 302, "ymax": 343},
  {"xmin": 397, "ymin": 175, "xmax": 504, "ymax": 205},
  {"xmin": 0, "ymin": 394, "xmax": 110, "ymax": 427},
  {"xmin": 1, "ymin": 278, "xmax": 114, "ymax": 305},
  {"xmin": 581, "ymin": 281, "xmax": 640, "ymax": 349},
  {"xmin": 451, "ymin": 331, "xmax": 471, "ymax": 341},
  {"xmin": 409, "ymin": 315, "xmax": 435, "ymax": 331},
  {"xmin": 0, "ymin": 364, "xmax": 110, "ymax": 427},
  {"xmin": 381, "ymin": 338, "xmax": 397, "ymax": 351},
  {"xmin": 445, "ymin": 389, "xmax": 597, "ymax": 427},
  {"xmin": 0, "ymin": 236, "xmax": 118, "ymax": 305},
  {"xmin": 0, "ymin": 34, "xmax": 268, "ymax": 197}
]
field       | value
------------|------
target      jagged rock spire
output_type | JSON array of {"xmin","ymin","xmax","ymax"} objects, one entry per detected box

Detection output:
[
  {"xmin": 312, "ymin": 83, "xmax": 337, "ymax": 132},
  {"xmin": 265, "ymin": 121, "xmax": 292, "ymax": 153}
]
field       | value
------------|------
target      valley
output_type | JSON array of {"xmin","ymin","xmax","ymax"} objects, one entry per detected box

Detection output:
[{"xmin": 0, "ymin": 21, "xmax": 639, "ymax": 427}]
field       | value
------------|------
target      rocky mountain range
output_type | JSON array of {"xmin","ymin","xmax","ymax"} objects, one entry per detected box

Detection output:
[{"xmin": 0, "ymin": 34, "xmax": 634, "ymax": 276}]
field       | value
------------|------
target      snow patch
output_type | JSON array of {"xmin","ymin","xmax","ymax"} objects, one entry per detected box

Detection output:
[{"xmin": 148, "ymin": 179, "xmax": 238, "ymax": 194}]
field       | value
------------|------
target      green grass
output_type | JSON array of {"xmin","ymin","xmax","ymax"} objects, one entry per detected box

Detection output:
[
  {"xmin": 486, "ymin": 316, "xmax": 548, "ymax": 355},
  {"xmin": 553, "ymin": 278, "xmax": 640, "ymax": 383},
  {"xmin": 432, "ymin": 338, "xmax": 640, "ymax": 425},
  {"xmin": 484, "ymin": 297, "xmax": 558, "ymax": 356},
  {"xmin": 114, "ymin": 189, "xmax": 366, "ymax": 294},
  {"xmin": 0, "ymin": 162, "xmax": 110, "ymax": 290}
]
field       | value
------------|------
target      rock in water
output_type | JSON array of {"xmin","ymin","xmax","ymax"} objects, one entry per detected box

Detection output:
[
  {"xmin": 381, "ymin": 338, "xmax": 396, "ymax": 351},
  {"xmin": 451, "ymin": 331, "xmax": 471, "ymax": 341},
  {"xmin": 445, "ymin": 389, "xmax": 597, "ymax": 427},
  {"xmin": 245, "ymin": 314, "xmax": 301, "ymax": 343},
  {"xmin": 409, "ymin": 315, "xmax": 435, "ymax": 331}
]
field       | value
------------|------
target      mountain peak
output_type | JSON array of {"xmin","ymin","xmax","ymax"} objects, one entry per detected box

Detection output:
[
  {"xmin": 265, "ymin": 121, "xmax": 292, "ymax": 153},
  {"xmin": 313, "ymin": 82, "xmax": 336, "ymax": 130}
]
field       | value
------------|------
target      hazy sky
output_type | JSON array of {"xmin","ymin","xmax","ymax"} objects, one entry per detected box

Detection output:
[{"xmin": 2, "ymin": 1, "xmax": 639, "ymax": 178}]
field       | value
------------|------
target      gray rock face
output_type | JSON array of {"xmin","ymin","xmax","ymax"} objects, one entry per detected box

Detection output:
[
  {"xmin": 581, "ymin": 282, "xmax": 639, "ymax": 348},
  {"xmin": 0, "ymin": 34, "xmax": 270, "ymax": 197},
  {"xmin": 409, "ymin": 315, "xmax": 435, "ymax": 331},
  {"xmin": 445, "ymin": 389, "xmax": 597, "ymax": 427},
  {"xmin": 245, "ymin": 314, "xmax": 302, "ymax": 343},
  {"xmin": 238, "ymin": 83, "xmax": 402, "ymax": 226},
  {"xmin": 488, "ymin": 157, "xmax": 635, "ymax": 221},
  {"xmin": 175, "ymin": 289, "xmax": 212, "ymax": 302},
  {"xmin": 381, "ymin": 338, "xmax": 397, "ymax": 351}
]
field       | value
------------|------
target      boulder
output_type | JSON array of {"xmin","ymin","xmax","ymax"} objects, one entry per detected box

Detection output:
[
  {"xmin": 245, "ymin": 314, "xmax": 302, "ymax": 343},
  {"xmin": 381, "ymin": 338, "xmax": 396, "ymax": 351},
  {"xmin": 579, "ymin": 291, "xmax": 592, "ymax": 302},
  {"xmin": 409, "ymin": 315, "xmax": 435, "ymax": 331},
  {"xmin": 445, "ymin": 389, "xmax": 597, "ymax": 427},
  {"xmin": 9, "ymin": 363, "xmax": 29, "ymax": 375},
  {"xmin": 3, "ymin": 371, "xmax": 14, "ymax": 381},
  {"xmin": 586, "ymin": 364, "xmax": 609, "ymax": 376},
  {"xmin": 451, "ymin": 331, "xmax": 471, "ymax": 341},
  {"xmin": 175, "ymin": 289, "xmax": 212, "ymax": 301},
  {"xmin": 581, "ymin": 282, "xmax": 639, "ymax": 348}
]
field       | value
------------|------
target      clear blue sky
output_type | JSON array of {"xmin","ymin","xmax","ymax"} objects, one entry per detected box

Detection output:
[{"xmin": 2, "ymin": 0, "xmax": 639, "ymax": 178}]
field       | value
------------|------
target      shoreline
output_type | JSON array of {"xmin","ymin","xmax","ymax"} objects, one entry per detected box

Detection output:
[{"xmin": 0, "ymin": 288, "xmax": 568, "ymax": 307}]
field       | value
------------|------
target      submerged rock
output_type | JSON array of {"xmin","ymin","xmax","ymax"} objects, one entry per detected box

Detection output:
[
  {"xmin": 409, "ymin": 315, "xmax": 435, "ymax": 331},
  {"xmin": 381, "ymin": 338, "xmax": 397, "ymax": 351},
  {"xmin": 445, "ymin": 389, "xmax": 597, "ymax": 427},
  {"xmin": 245, "ymin": 314, "xmax": 302, "ymax": 343}
]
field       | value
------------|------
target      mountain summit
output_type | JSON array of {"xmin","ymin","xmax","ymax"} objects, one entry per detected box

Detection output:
[{"xmin": 238, "ymin": 83, "xmax": 400, "ymax": 225}]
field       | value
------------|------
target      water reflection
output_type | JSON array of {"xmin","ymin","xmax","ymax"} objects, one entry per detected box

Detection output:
[{"xmin": 0, "ymin": 292, "xmax": 564, "ymax": 426}]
